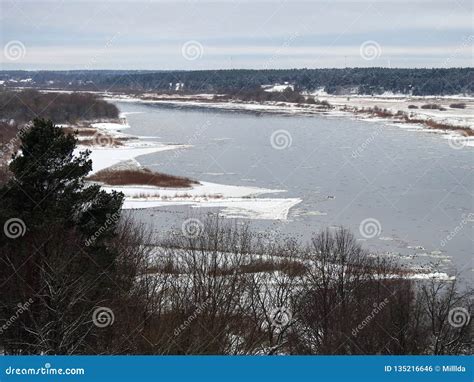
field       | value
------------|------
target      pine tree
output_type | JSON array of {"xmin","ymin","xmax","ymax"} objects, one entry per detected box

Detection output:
[{"xmin": 0, "ymin": 118, "xmax": 124, "ymax": 354}]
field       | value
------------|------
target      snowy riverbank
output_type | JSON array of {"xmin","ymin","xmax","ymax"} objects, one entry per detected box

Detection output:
[{"xmin": 103, "ymin": 93, "xmax": 474, "ymax": 148}]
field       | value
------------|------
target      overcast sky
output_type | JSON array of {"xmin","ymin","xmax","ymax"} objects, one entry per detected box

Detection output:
[{"xmin": 1, "ymin": 0, "xmax": 472, "ymax": 70}]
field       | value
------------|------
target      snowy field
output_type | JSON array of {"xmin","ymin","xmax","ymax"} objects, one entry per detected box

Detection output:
[{"xmin": 315, "ymin": 94, "xmax": 474, "ymax": 129}]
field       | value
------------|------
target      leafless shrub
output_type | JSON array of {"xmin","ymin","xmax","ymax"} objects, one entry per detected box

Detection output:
[
  {"xmin": 449, "ymin": 103, "xmax": 466, "ymax": 109},
  {"xmin": 316, "ymin": 99, "xmax": 332, "ymax": 108},
  {"xmin": 421, "ymin": 103, "xmax": 443, "ymax": 110},
  {"xmin": 62, "ymin": 127, "xmax": 98, "ymax": 136}
]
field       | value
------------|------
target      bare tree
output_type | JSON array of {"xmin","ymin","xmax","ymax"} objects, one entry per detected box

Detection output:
[{"xmin": 418, "ymin": 276, "xmax": 472, "ymax": 355}]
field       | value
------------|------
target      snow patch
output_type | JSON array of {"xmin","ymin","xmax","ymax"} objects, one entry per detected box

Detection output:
[
  {"xmin": 261, "ymin": 83, "xmax": 294, "ymax": 92},
  {"xmin": 101, "ymin": 181, "xmax": 301, "ymax": 220}
]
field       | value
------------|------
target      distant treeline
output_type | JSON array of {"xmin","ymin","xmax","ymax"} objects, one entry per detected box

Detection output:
[
  {"xmin": 1, "ymin": 68, "xmax": 473, "ymax": 95},
  {"xmin": 0, "ymin": 90, "xmax": 118, "ymax": 124},
  {"xmin": 224, "ymin": 87, "xmax": 306, "ymax": 103}
]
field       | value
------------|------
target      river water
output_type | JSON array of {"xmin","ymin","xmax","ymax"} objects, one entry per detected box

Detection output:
[{"xmin": 114, "ymin": 101, "xmax": 473, "ymax": 279}]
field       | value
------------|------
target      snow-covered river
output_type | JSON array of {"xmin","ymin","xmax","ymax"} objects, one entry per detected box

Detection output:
[{"xmin": 114, "ymin": 101, "xmax": 473, "ymax": 279}]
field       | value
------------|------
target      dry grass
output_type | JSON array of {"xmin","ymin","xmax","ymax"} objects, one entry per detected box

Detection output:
[
  {"xmin": 213, "ymin": 258, "xmax": 308, "ymax": 277},
  {"xmin": 62, "ymin": 127, "xmax": 98, "ymax": 136},
  {"xmin": 250, "ymin": 258, "xmax": 308, "ymax": 277},
  {"xmin": 355, "ymin": 106, "xmax": 473, "ymax": 136},
  {"xmin": 356, "ymin": 106, "xmax": 395, "ymax": 118},
  {"xmin": 421, "ymin": 103, "xmax": 445, "ymax": 111},
  {"xmin": 88, "ymin": 168, "xmax": 198, "ymax": 188},
  {"xmin": 404, "ymin": 117, "xmax": 474, "ymax": 136},
  {"xmin": 144, "ymin": 260, "xmax": 181, "ymax": 275}
]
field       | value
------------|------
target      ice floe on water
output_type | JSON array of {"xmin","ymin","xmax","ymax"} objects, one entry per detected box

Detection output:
[
  {"xmin": 99, "ymin": 180, "xmax": 300, "ymax": 220},
  {"xmin": 91, "ymin": 121, "xmax": 130, "ymax": 131},
  {"xmin": 120, "ymin": 196, "xmax": 301, "ymax": 220}
]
